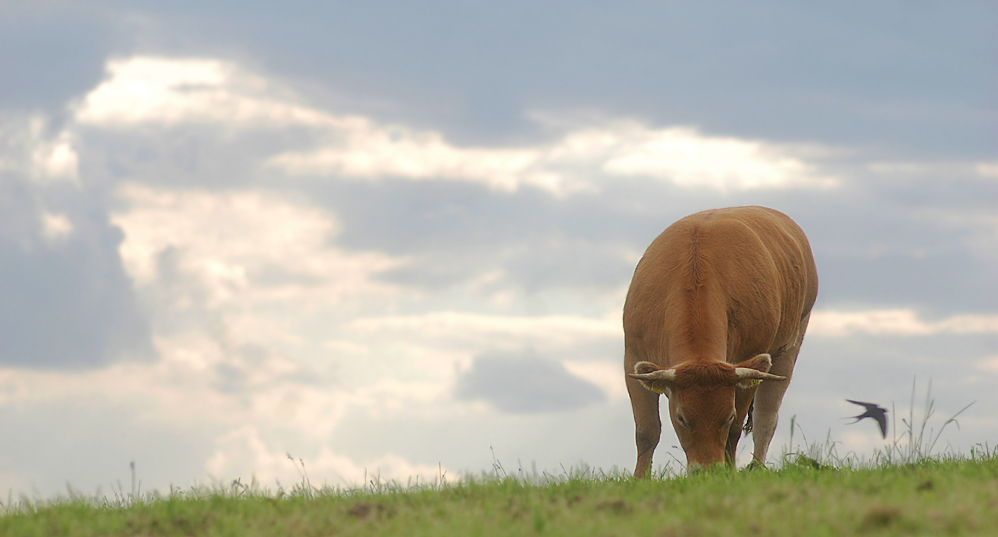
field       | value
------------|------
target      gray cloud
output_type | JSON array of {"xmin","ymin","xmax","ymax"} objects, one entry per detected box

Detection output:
[
  {"xmin": 0, "ymin": 176, "xmax": 154, "ymax": 369},
  {"xmin": 454, "ymin": 349, "xmax": 605, "ymax": 413},
  {"xmin": 44, "ymin": 36, "xmax": 991, "ymax": 315},
  {"xmin": 75, "ymin": 107, "xmax": 997, "ymax": 317},
  {"xmin": 95, "ymin": 1, "xmax": 994, "ymax": 158},
  {"xmin": 0, "ymin": 5, "xmax": 118, "ymax": 116},
  {"xmin": 299, "ymin": 171, "xmax": 996, "ymax": 316},
  {"xmin": 6, "ymin": 1, "xmax": 987, "ymax": 155}
]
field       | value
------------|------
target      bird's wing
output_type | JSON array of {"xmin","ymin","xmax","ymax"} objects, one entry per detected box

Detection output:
[
  {"xmin": 875, "ymin": 414, "xmax": 888, "ymax": 439},
  {"xmin": 845, "ymin": 399, "xmax": 879, "ymax": 410}
]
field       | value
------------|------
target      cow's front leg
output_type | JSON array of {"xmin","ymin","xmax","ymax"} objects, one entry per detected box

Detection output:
[{"xmin": 627, "ymin": 374, "xmax": 661, "ymax": 477}]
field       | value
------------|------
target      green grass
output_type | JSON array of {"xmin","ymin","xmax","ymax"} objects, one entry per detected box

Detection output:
[
  {"xmin": 3, "ymin": 380, "xmax": 992, "ymax": 536},
  {"xmin": 2, "ymin": 455, "xmax": 998, "ymax": 536}
]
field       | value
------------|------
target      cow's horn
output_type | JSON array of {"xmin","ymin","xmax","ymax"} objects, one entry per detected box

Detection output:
[
  {"xmin": 629, "ymin": 362, "xmax": 677, "ymax": 382},
  {"xmin": 734, "ymin": 368, "xmax": 786, "ymax": 381}
]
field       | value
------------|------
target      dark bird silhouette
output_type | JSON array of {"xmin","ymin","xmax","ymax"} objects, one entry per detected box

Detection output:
[{"xmin": 845, "ymin": 399, "xmax": 888, "ymax": 438}]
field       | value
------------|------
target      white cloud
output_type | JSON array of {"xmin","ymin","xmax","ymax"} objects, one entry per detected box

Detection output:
[
  {"xmin": 345, "ymin": 311, "xmax": 620, "ymax": 353},
  {"xmin": 270, "ymin": 120, "xmax": 837, "ymax": 194},
  {"xmin": 72, "ymin": 56, "xmax": 837, "ymax": 195},
  {"xmin": 31, "ymin": 129, "xmax": 79, "ymax": 183},
  {"xmin": 597, "ymin": 124, "xmax": 836, "ymax": 191},
  {"xmin": 0, "ymin": 336, "xmax": 235, "ymax": 419},
  {"xmin": 111, "ymin": 183, "xmax": 401, "ymax": 310},
  {"xmin": 329, "ymin": 311, "xmax": 625, "ymax": 407},
  {"xmin": 562, "ymin": 359, "xmax": 628, "ymax": 400},
  {"xmin": 809, "ymin": 309, "xmax": 998, "ymax": 337},
  {"xmin": 206, "ymin": 425, "xmax": 454, "ymax": 487},
  {"xmin": 40, "ymin": 211, "xmax": 73, "ymax": 242},
  {"xmin": 977, "ymin": 163, "xmax": 998, "ymax": 178},
  {"xmin": 74, "ymin": 57, "xmax": 332, "ymax": 128},
  {"xmin": 976, "ymin": 356, "xmax": 998, "ymax": 374},
  {"xmin": 0, "ymin": 116, "xmax": 79, "ymax": 184},
  {"xmin": 267, "ymin": 123, "xmax": 560, "ymax": 193},
  {"xmin": 0, "ymin": 332, "xmax": 457, "ymax": 493}
]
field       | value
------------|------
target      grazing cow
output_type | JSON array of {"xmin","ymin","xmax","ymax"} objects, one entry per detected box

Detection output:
[{"xmin": 624, "ymin": 206, "xmax": 818, "ymax": 474}]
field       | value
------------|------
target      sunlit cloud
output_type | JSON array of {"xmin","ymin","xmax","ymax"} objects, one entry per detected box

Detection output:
[
  {"xmin": 0, "ymin": 329, "xmax": 458, "ymax": 488},
  {"xmin": 810, "ymin": 309, "xmax": 998, "ymax": 337},
  {"xmin": 0, "ymin": 116, "xmax": 79, "ymax": 184},
  {"xmin": 267, "ymin": 126, "xmax": 560, "ymax": 193},
  {"xmin": 561, "ymin": 360, "xmax": 628, "ymax": 400},
  {"xmin": 976, "ymin": 356, "xmax": 998, "ymax": 374},
  {"xmin": 40, "ymin": 211, "xmax": 73, "ymax": 243},
  {"xmin": 977, "ymin": 163, "xmax": 998, "ymax": 178},
  {"xmin": 74, "ymin": 57, "xmax": 333, "ymax": 128},
  {"xmin": 271, "ymin": 120, "xmax": 838, "ymax": 194},
  {"xmin": 598, "ymin": 124, "xmax": 837, "ymax": 191},
  {"xmin": 206, "ymin": 425, "xmax": 455, "ymax": 487},
  {"xmin": 111, "ymin": 183, "xmax": 401, "ymax": 310},
  {"xmin": 0, "ymin": 331, "xmax": 317, "ymax": 425},
  {"xmin": 72, "ymin": 56, "xmax": 838, "ymax": 195}
]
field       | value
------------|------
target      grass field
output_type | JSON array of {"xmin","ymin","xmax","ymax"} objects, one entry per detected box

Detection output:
[
  {"xmin": 2, "ymin": 452, "xmax": 997, "ymax": 537},
  {"xmin": 2, "ymin": 386, "xmax": 992, "ymax": 536}
]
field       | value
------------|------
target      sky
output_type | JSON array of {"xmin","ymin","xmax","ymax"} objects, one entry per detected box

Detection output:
[{"xmin": 0, "ymin": 1, "xmax": 996, "ymax": 498}]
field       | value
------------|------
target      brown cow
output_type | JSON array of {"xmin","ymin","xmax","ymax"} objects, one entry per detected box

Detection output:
[{"xmin": 624, "ymin": 206, "xmax": 817, "ymax": 474}]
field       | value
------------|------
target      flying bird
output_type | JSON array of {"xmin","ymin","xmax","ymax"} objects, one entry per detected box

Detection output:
[{"xmin": 845, "ymin": 399, "xmax": 888, "ymax": 439}]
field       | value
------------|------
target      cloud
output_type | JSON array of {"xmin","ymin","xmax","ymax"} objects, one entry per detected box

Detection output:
[
  {"xmin": 268, "ymin": 126, "xmax": 559, "ymax": 193},
  {"xmin": 40, "ymin": 211, "xmax": 74, "ymax": 243},
  {"xmin": 977, "ymin": 356, "xmax": 998, "ymax": 374},
  {"xmin": 345, "ymin": 311, "xmax": 620, "ymax": 353},
  {"xmin": 0, "ymin": 165, "xmax": 153, "ymax": 369},
  {"xmin": 977, "ymin": 163, "xmax": 998, "ymax": 178},
  {"xmin": 0, "ymin": 333, "xmax": 458, "ymax": 494},
  {"xmin": 868, "ymin": 161, "xmax": 998, "ymax": 180},
  {"xmin": 271, "ymin": 120, "xmax": 838, "ymax": 195},
  {"xmin": 809, "ymin": 309, "xmax": 998, "ymax": 337},
  {"xmin": 454, "ymin": 349, "xmax": 605, "ymax": 413},
  {"xmin": 597, "ymin": 124, "xmax": 837, "ymax": 191},
  {"xmin": 74, "ymin": 57, "xmax": 332, "ymax": 128},
  {"xmin": 0, "ymin": 116, "xmax": 79, "ymax": 184},
  {"xmin": 562, "ymin": 359, "xmax": 628, "ymax": 400},
  {"xmin": 74, "ymin": 56, "xmax": 838, "ymax": 195},
  {"xmin": 205, "ymin": 424, "xmax": 454, "ymax": 487},
  {"xmin": 111, "ymin": 183, "xmax": 401, "ymax": 310}
]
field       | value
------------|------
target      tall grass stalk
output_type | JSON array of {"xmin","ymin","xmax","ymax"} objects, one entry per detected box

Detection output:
[
  {"xmin": 780, "ymin": 377, "xmax": 976, "ymax": 469},
  {"xmin": 875, "ymin": 377, "xmax": 975, "ymax": 466}
]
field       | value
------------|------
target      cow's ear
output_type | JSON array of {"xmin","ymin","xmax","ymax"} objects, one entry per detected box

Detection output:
[
  {"xmin": 737, "ymin": 353, "xmax": 773, "ymax": 373},
  {"xmin": 734, "ymin": 354, "xmax": 785, "ymax": 388},
  {"xmin": 628, "ymin": 361, "xmax": 676, "ymax": 395}
]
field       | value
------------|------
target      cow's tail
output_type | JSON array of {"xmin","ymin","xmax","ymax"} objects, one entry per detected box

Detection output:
[{"xmin": 743, "ymin": 400, "xmax": 754, "ymax": 435}]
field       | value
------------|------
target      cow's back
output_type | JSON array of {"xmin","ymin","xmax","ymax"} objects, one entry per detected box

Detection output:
[{"xmin": 623, "ymin": 206, "xmax": 818, "ymax": 367}]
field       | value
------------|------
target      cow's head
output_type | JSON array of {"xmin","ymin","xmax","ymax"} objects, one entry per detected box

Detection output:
[{"xmin": 628, "ymin": 354, "xmax": 785, "ymax": 469}]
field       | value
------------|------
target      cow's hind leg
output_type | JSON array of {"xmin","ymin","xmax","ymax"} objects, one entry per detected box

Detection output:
[
  {"xmin": 627, "ymin": 374, "xmax": 661, "ymax": 478},
  {"xmin": 751, "ymin": 313, "xmax": 810, "ymax": 466}
]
